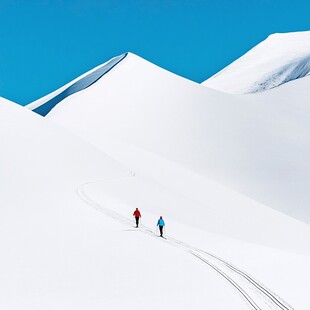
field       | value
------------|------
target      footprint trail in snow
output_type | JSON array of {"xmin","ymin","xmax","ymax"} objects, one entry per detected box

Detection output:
[{"xmin": 77, "ymin": 177, "xmax": 294, "ymax": 310}]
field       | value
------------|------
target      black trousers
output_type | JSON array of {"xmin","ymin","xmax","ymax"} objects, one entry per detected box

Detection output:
[
  {"xmin": 135, "ymin": 217, "xmax": 140, "ymax": 227},
  {"xmin": 159, "ymin": 226, "xmax": 164, "ymax": 236}
]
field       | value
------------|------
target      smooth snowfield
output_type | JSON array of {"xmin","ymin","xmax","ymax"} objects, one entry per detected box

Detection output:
[
  {"xmin": 0, "ymin": 99, "xmax": 246, "ymax": 309},
  {"xmin": 81, "ymin": 179, "xmax": 310, "ymax": 309},
  {"xmin": 202, "ymin": 31, "xmax": 310, "ymax": 93},
  {"xmin": 43, "ymin": 52, "xmax": 310, "ymax": 225},
  {"xmin": 3, "ymin": 98, "xmax": 308, "ymax": 309}
]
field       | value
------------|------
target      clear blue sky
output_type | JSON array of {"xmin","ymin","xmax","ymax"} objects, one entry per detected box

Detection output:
[{"xmin": 1, "ymin": 0, "xmax": 310, "ymax": 105}]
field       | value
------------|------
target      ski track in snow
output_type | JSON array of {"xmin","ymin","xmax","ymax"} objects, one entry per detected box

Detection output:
[{"xmin": 76, "ymin": 174, "xmax": 294, "ymax": 310}]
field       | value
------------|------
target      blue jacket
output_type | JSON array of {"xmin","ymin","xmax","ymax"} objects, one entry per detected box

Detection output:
[{"xmin": 157, "ymin": 218, "xmax": 165, "ymax": 226}]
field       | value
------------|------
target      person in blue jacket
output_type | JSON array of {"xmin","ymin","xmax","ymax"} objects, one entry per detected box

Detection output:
[{"xmin": 157, "ymin": 216, "xmax": 165, "ymax": 237}]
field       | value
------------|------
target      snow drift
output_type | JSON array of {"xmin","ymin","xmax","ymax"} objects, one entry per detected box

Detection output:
[{"xmin": 202, "ymin": 31, "xmax": 310, "ymax": 93}]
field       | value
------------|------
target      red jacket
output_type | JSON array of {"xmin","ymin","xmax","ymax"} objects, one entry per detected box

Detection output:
[{"xmin": 133, "ymin": 210, "xmax": 141, "ymax": 217}]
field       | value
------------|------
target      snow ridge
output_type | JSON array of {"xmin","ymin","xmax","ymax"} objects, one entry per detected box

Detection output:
[{"xmin": 31, "ymin": 53, "xmax": 128, "ymax": 116}]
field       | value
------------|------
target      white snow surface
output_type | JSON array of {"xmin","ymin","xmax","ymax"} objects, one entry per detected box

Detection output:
[
  {"xmin": 202, "ymin": 31, "xmax": 310, "ymax": 93},
  {"xmin": 0, "ymin": 98, "xmax": 254, "ymax": 310},
  {"xmin": 3, "ymin": 46, "xmax": 310, "ymax": 309},
  {"xmin": 45, "ymin": 52, "xmax": 310, "ymax": 225},
  {"xmin": 1, "ymin": 98, "xmax": 309, "ymax": 309}
]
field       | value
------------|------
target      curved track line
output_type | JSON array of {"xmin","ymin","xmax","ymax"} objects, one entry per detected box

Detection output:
[
  {"xmin": 167, "ymin": 236, "xmax": 293, "ymax": 310},
  {"xmin": 77, "ymin": 177, "xmax": 294, "ymax": 310}
]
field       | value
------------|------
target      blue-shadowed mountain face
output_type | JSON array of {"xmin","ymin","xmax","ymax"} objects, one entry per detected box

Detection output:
[{"xmin": 32, "ymin": 53, "xmax": 128, "ymax": 116}]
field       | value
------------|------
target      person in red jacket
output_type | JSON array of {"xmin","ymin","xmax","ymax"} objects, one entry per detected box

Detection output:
[{"xmin": 133, "ymin": 208, "xmax": 141, "ymax": 228}]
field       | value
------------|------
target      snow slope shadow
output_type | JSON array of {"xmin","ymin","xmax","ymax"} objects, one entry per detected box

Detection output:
[
  {"xmin": 32, "ymin": 53, "xmax": 128, "ymax": 116},
  {"xmin": 77, "ymin": 177, "xmax": 294, "ymax": 310}
]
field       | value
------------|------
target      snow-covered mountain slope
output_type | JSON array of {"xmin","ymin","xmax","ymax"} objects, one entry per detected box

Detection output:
[
  {"xmin": 35, "ymin": 52, "xmax": 310, "ymax": 225},
  {"xmin": 202, "ymin": 31, "xmax": 310, "ymax": 93},
  {"xmin": 0, "ymin": 98, "xmax": 244, "ymax": 309},
  {"xmin": 3, "ymin": 98, "xmax": 310, "ymax": 309}
]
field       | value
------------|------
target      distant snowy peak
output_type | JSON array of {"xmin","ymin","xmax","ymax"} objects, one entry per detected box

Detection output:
[{"xmin": 202, "ymin": 31, "xmax": 310, "ymax": 94}]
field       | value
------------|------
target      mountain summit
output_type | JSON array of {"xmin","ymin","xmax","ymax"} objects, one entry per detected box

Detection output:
[{"xmin": 202, "ymin": 31, "xmax": 310, "ymax": 93}]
